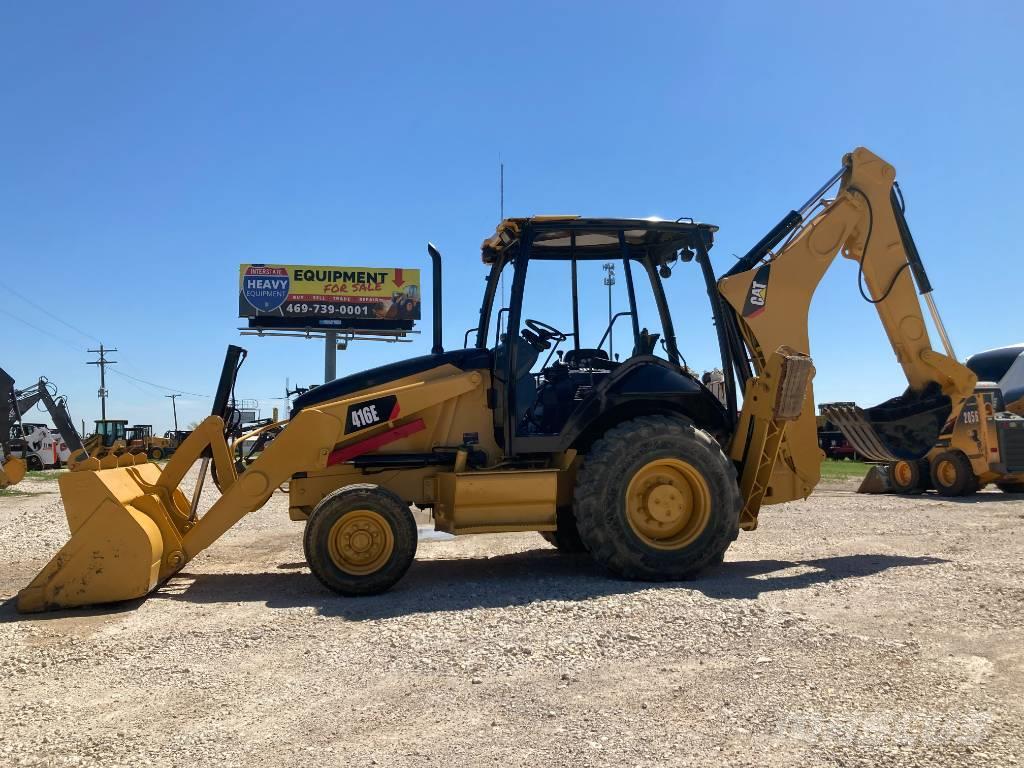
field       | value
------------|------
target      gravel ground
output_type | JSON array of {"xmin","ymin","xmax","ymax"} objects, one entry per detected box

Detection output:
[{"xmin": 1, "ymin": 469, "xmax": 1022, "ymax": 768}]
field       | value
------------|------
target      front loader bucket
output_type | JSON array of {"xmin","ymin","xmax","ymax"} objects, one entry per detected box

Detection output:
[
  {"xmin": 16, "ymin": 463, "xmax": 185, "ymax": 613},
  {"xmin": 820, "ymin": 383, "xmax": 952, "ymax": 463}
]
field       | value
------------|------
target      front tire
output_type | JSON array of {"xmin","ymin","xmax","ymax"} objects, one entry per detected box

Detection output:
[
  {"xmin": 539, "ymin": 506, "xmax": 588, "ymax": 553},
  {"xmin": 574, "ymin": 415, "xmax": 740, "ymax": 581},
  {"xmin": 890, "ymin": 459, "xmax": 927, "ymax": 494},
  {"xmin": 304, "ymin": 485, "xmax": 417, "ymax": 596},
  {"xmin": 930, "ymin": 451, "xmax": 979, "ymax": 497}
]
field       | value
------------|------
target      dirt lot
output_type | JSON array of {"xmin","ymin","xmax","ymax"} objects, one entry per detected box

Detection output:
[{"xmin": 1, "ymin": 470, "xmax": 1022, "ymax": 768}]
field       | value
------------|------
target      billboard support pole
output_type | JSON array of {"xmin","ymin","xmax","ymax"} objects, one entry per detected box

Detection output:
[{"xmin": 324, "ymin": 332, "xmax": 337, "ymax": 383}]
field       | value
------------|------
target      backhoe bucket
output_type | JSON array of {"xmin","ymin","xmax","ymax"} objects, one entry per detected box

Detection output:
[
  {"xmin": 1, "ymin": 457, "xmax": 27, "ymax": 488},
  {"xmin": 820, "ymin": 383, "xmax": 952, "ymax": 462},
  {"xmin": 16, "ymin": 463, "xmax": 187, "ymax": 613}
]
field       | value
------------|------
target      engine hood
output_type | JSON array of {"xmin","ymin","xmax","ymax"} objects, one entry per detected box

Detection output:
[{"xmin": 291, "ymin": 347, "xmax": 491, "ymax": 416}]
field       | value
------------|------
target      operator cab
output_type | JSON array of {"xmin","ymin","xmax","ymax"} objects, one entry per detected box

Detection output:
[
  {"xmin": 475, "ymin": 217, "xmax": 733, "ymax": 454},
  {"xmin": 93, "ymin": 419, "xmax": 128, "ymax": 447}
]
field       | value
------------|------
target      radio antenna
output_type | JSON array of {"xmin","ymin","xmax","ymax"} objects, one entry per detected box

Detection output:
[{"xmin": 499, "ymin": 157, "xmax": 506, "ymax": 310}]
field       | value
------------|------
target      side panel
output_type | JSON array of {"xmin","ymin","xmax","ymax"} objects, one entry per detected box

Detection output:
[{"xmin": 288, "ymin": 363, "xmax": 499, "ymax": 515}]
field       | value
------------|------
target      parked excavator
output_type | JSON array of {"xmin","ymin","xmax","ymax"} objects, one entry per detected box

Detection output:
[
  {"xmin": 1, "ymin": 371, "xmax": 153, "ymax": 489},
  {"xmin": 17, "ymin": 147, "xmax": 978, "ymax": 613},
  {"xmin": 1, "ymin": 370, "xmax": 90, "ymax": 487}
]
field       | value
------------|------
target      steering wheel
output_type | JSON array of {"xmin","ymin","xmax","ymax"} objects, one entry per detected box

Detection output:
[{"xmin": 521, "ymin": 318, "xmax": 567, "ymax": 351}]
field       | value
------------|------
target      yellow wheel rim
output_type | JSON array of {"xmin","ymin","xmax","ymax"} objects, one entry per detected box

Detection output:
[
  {"xmin": 152, "ymin": 449, "xmax": 163, "ymax": 460},
  {"xmin": 327, "ymin": 510, "xmax": 394, "ymax": 576},
  {"xmin": 893, "ymin": 461, "xmax": 914, "ymax": 487},
  {"xmin": 936, "ymin": 459, "xmax": 958, "ymax": 487},
  {"xmin": 625, "ymin": 458, "xmax": 711, "ymax": 550}
]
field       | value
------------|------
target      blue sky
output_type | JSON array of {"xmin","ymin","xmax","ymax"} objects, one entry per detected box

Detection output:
[{"xmin": 2, "ymin": 2, "xmax": 1021, "ymax": 432}]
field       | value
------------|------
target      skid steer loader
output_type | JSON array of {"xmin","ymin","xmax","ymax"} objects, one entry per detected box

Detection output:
[
  {"xmin": 865, "ymin": 343, "xmax": 1024, "ymax": 496},
  {"xmin": 17, "ymin": 147, "xmax": 978, "ymax": 612}
]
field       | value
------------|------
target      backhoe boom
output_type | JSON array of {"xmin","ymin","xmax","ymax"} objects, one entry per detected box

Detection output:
[{"xmin": 718, "ymin": 147, "xmax": 976, "ymax": 521}]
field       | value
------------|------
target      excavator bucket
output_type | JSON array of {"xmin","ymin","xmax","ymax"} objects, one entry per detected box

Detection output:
[
  {"xmin": 1, "ymin": 456, "xmax": 27, "ymax": 488},
  {"xmin": 16, "ymin": 462, "xmax": 181, "ymax": 613},
  {"xmin": 820, "ymin": 383, "xmax": 953, "ymax": 462}
]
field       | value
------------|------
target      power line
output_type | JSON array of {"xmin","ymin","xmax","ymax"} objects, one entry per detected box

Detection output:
[
  {"xmin": 0, "ymin": 305, "xmax": 82, "ymax": 352},
  {"xmin": 108, "ymin": 368, "xmax": 210, "ymax": 398},
  {"xmin": 0, "ymin": 278, "xmax": 103, "ymax": 343},
  {"xmin": 1, "ymin": 288, "xmax": 212, "ymax": 401}
]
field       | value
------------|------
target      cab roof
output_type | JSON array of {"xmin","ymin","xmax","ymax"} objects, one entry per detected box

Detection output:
[{"xmin": 481, "ymin": 216, "xmax": 718, "ymax": 264}]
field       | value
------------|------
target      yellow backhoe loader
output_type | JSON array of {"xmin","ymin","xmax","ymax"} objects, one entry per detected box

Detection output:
[{"xmin": 17, "ymin": 147, "xmax": 978, "ymax": 613}]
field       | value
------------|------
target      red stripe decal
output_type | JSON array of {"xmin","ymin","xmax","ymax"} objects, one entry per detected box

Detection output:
[
  {"xmin": 389, "ymin": 402, "xmax": 401, "ymax": 420},
  {"xmin": 327, "ymin": 418, "xmax": 425, "ymax": 466}
]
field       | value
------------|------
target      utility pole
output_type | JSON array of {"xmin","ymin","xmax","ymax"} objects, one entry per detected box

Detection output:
[
  {"xmin": 602, "ymin": 263, "xmax": 616, "ymax": 360},
  {"xmin": 87, "ymin": 344, "xmax": 117, "ymax": 420},
  {"xmin": 165, "ymin": 394, "xmax": 180, "ymax": 431},
  {"xmin": 324, "ymin": 332, "xmax": 337, "ymax": 383}
]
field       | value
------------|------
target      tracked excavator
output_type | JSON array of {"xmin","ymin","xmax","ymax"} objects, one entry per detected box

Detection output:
[{"xmin": 16, "ymin": 147, "xmax": 977, "ymax": 613}]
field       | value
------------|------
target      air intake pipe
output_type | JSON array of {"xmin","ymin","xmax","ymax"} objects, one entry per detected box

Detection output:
[{"xmin": 427, "ymin": 243, "xmax": 444, "ymax": 354}]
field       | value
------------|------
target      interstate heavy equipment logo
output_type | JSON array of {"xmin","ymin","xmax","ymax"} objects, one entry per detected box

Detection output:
[{"xmin": 242, "ymin": 265, "xmax": 290, "ymax": 312}]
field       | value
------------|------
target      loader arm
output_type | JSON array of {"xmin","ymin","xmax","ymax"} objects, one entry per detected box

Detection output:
[
  {"xmin": 717, "ymin": 148, "xmax": 976, "ymax": 527},
  {"xmin": 16, "ymin": 344, "xmax": 486, "ymax": 612}
]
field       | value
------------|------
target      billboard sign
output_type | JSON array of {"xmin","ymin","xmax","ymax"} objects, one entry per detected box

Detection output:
[{"xmin": 239, "ymin": 264, "xmax": 421, "ymax": 329}]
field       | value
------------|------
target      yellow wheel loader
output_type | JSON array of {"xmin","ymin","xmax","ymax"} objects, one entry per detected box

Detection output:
[
  {"xmin": 125, "ymin": 424, "xmax": 175, "ymax": 460},
  {"xmin": 17, "ymin": 147, "xmax": 978, "ymax": 613}
]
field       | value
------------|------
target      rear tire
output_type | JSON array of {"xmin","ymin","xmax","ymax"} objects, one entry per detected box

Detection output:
[
  {"xmin": 304, "ymin": 485, "xmax": 417, "ymax": 596},
  {"xmin": 148, "ymin": 447, "xmax": 164, "ymax": 460},
  {"xmin": 996, "ymin": 481, "xmax": 1024, "ymax": 494},
  {"xmin": 929, "ymin": 451, "xmax": 979, "ymax": 497},
  {"xmin": 574, "ymin": 415, "xmax": 740, "ymax": 581},
  {"xmin": 889, "ymin": 459, "xmax": 927, "ymax": 494},
  {"xmin": 539, "ymin": 506, "xmax": 588, "ymax": 553}
]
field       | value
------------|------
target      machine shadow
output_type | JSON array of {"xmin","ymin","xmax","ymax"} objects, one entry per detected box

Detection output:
[{"xmin": 146, "ymin": 550, "xmax": 946, "ymax": 621}]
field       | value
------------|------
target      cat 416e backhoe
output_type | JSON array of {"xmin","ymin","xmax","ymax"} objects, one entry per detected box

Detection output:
[{"xmin": 17, "ymin": 147, "xmax": 983, "ymax": 613}]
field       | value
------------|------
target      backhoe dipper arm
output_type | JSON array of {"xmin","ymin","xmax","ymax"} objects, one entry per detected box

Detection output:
[
  {"xmin": 1, "ymin": 370, "xmax": 85, "ymax": 462},
  {"xmin": 717, "ymin": 148, "xmax": 976, "ymax": 519},
  {"xmin": 35, "ymin": 388, "xmax": 86, "ymax": 455}
]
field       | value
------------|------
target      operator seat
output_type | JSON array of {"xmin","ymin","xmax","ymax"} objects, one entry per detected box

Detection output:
[
  {"xmin": 493, "ymin": 335, "xmax": 542, "ymax": 425},
  {"xmin": 563, "ymin": 348, "xmax": 611, "ymax": 370}
]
